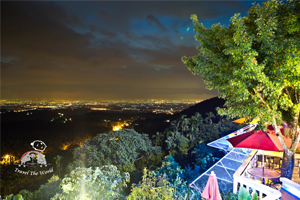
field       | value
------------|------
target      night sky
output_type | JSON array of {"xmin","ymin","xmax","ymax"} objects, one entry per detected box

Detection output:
[{"xmin": 1, "ymin": 1, "xmax": 260, "ymax": 101}]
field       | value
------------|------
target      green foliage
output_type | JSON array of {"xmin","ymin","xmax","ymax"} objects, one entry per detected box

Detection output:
[
  {"xmin": 1, "ymin": 194, "xmax": 24, "ymax": 200},
  {"xmin": 166, "ymin": 132, "xmax": 190, "ymax": 155},
  {"xmin": 238, "ymin": 187, "xmax": 258, "ymax": 200},
  {"xmin": 54, "ymin": 155, "xmax": 64, "ymax": 178},
  {"xmin": 68, "ymin": 129, "xmax": 161, "ymax": 172},
  {"xmin": 196, "ymin": 153, "xmax": 218, "ymax": 171},
  {"xmin": 238, "ymin": 187, "xmax": 251, "ymax": 200},
  {"xmin": 1, "ymin": 175, "xmax": 61, "ymax": 200},
  {"xmin": 220, "ymin": 190, "xmax": 238, "ymax": 200},
  {"xmin": 34, "ymin": 175, "xmax": 62, "ymax": 200},
  {"xmin": 0, "ymin": 164, "xmax": 54, "ymax": 198},
  {"xmin": 163, "ymin": 112, "xmax": 238, "ymax": 169},
  {"xmin": 134, "ymin": 152, "xmax": 166, "ymax": 172},
  {"xmin": 183, "ymin": 0, "xmax": 300, "ymax": 152},
  {"xmin": 128, "ymin": 156, "xmax": 203, "ymax": 200},
  {"xmin": 18, "ymin": 190, "xmax": 34, "ymax": 200},
  {"xmin": 52, "ymin": 165, "xmax": 130, "ymax": 200},
  {"xmin": 193, "ymin": 142, "xmax": 219, "ymax": 170},
  {"xmin": 159, "ymin": 156, "xmax": 180, "ymax": 172},
  {"xmin": 252, "ymin": 193, "xmax": 258, "ymax": 200},
  {"xmin": 219, "ymin": 117, "xmax": 243, "ymax": 133},
  {"xmin": 153, "ymin": 132, "xmax": 165, "ymax": 147},
  {"xmin": 183, "ymin": 164, "xmax": 201, "ymax": 183},
  {"xmin": 158, "ymin": 156, "xmax": 183, "ymax": 182},
  {"xmin": 165, "ymin": 112, "xmax": 240, "ymax": 158},
  {"xmin": 127, "ymin": 169, "xmax": 174, "ymax": 200}
]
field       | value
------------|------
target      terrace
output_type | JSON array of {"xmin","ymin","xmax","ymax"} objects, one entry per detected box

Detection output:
[{"xmin": 190, "ymin": 124, "xmax": 300, "ymax": 200}]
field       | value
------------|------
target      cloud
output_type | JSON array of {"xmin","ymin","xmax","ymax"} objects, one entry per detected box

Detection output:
[
  {"xmin": 100, "ymin": 10, "xmax": 113, "ymax": 19},
  {"xmin": 1, "ymin": 55, "xmax": 20, "ymax": 64},
  {"xmin": 152, "ymin": 65, "xmax": 173, "ymax": 71},
  {"xmin": 147, "ymin": 14, "xmax": 167, "ymax": 31},
  {"xmin": 57, "ymin": 1, "xmax": 251, "ymax": 34},
  {"xmin": 98, "ymin": 29, "xmax": 117, "ymax": 38},
  {"xmin": 89, "ymin": 25, "xmax": 97, "ymax": 32},
  {"xmin": 1, "ymin": 1, "xmax": 253, "ymax": 100}
]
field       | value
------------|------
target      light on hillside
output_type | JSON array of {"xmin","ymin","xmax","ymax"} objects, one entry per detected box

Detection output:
[{"xmin": 113, "ymin": 126, "xmax": 121, "ymax": 131}]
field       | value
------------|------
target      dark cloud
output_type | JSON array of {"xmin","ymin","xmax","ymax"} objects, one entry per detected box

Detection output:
[
  {"xmin": 100, "ymin": 10, "xmax": 113, "ymax": 19},
  {"xmin": 1, "ymin": 1, "xmax": 254, "ymax": 100},
  {"xmin": 98, "ymin": 29, "xmax": 117, "ymax": 38},
  {"xmin": 58, "ymin": 1, "xmax": 251, "ymax": 34},
  {"xmin": 147, "ymin": 14, "xmax": 167, "ymax": 31},
  {"xmin": 89, "ymin": 25, "xmax": 97, "ymax": 32}
]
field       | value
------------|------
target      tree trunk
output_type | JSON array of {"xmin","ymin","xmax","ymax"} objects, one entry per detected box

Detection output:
[{"xmin": 281, "ymin": 149, "xmax": 294, "ymax": 179}]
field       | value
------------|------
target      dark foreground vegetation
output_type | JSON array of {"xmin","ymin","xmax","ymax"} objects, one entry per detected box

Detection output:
[{"xmin": 1, "ymin": 96, "xmax": 242, "ymax": 199}]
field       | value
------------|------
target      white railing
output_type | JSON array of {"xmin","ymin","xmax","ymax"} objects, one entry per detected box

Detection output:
[
  {"xmin": 233, "ymin": 150, "xmax": 282, "ymax": 200},
  {"xmin": 281, "ymin": 177, "xmax": 300, "ymax": 190},
  {"xmin": 280, "ymin": 177, "xmax": 300, "ymax": 199}
]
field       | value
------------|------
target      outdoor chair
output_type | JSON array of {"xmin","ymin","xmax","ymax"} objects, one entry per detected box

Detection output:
[
  {"xmin": 268, "ymin": 178, "xmax": 282, "ymax": 190},
  {"xmin": 270, "ymin": 157, "xmax": 282, "ymax": 170},
  {"xmin": 256, "ymin": 155, "xmax": 269, "ymax": 168}
]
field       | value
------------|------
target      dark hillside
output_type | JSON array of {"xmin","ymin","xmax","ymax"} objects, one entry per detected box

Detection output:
[
  {"xmin": 174, "ymin": 97, "xmax": 225, "ymax": 119},
  {"xmin": 133, "ymin": 97, "xmax": 225, "ymax": 135}
]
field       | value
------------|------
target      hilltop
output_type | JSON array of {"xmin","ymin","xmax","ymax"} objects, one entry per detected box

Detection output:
[
  {"xmin": 133, "ymin": 96, "xmax": 226, "ymax": 135},
  {"xmin": 175, "ymin": 96, "xmax": 225, "ymax": 118}
]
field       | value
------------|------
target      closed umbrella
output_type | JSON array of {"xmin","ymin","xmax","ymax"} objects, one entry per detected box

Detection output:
[
  {"xmin": 227, "ymin": 130, "xmax": 284, "ymax": 172},
  {"xmin": 201, "ymin": 171, "xmax": 222, "ymax": 200}
]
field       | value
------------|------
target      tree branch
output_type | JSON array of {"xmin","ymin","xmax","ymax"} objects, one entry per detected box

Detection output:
[
  {"xmin": 285, "ymin": 87, "xmax": 292, "ymax": 101},
  {"xmin": 272, "ymin": 117, "xmax": 289, "ymax": 150},
  {"xmin": 291, "ymin": 123, "xmax": 300, "ymax": 152},
  {"xmin": 295, "ymin": 88, "xmax": 299, "ymax": 104},
  {"xmin": 253, "ymin": 87, "xmax": 272, "ymax": 111},
  {"xmin": 134, "ymin": 156, "xmax": 144, "ymax": 163},
  {"xmin": 291, "ymin": 110, "xmax": 300, "ymax": 140}
]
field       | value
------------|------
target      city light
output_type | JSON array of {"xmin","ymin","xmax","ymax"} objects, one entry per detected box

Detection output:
[
  {"xmin": 61, "ymin": 143, "xmax": 71, "ymax": 150},
  {"xmin": 1, "ymin": 154, "xmax": 18, "ymax": 165},
  {"xmin": 113, "ymin": 126, "xmax": 121, "ymax": 131}
]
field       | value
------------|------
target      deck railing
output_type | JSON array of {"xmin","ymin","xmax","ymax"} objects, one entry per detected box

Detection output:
[{"xmin": 233, "ymin": 150, "xmax": 282, "ymax": 200}]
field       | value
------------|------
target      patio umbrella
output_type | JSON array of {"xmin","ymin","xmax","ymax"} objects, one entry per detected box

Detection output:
[
  {"xmin": 232, "ymin": 118, "xmax": 247, "ymax": 124},
  {"xmin": 232, "ymin": 118, "xmax": 260, "ymax": 124},
  {"xmin": 201, "ymin": 171, "xmax": 222, "ymax": 200},
  {"xmin": 226, "ymin": 130, "xmax": 285, "ymax": 172},
  {"xmin": 266, "ymin": 125, "xmax": 300, "ymax": 149}
]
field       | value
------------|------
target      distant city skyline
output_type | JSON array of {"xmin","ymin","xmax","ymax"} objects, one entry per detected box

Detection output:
[
  {"xmin": 1, "ymin": 98, "xmax": 203, "ymax": 103},
  {"xmin": 1, "ymin": 1, "xmax": 261, "ymax": 100}
]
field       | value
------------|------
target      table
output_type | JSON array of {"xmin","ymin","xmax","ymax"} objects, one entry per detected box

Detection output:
[{"xmin": 247, "ymin": 167, "xmax": 281, "ymax": 185}]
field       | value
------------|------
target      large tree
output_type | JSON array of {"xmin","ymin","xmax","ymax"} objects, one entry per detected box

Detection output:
[
  {"xmin": 52, "ymin": 166, "xmax": 130, "ymax": 200},
  {"xmin": 182, "ymin": 0, "xmax": 300, "ymax": 179},
  {"xmin": 68, "ymin": 129, "xmax": 161, "ymax": 173}
]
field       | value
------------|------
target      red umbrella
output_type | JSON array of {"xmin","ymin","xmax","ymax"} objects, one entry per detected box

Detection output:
[
  {"xmin": 266, "ymin": 125, "xmax": 300, "ymax": 149},
  {"xmin": 227, "ymin": 130, "xmax": 285, "ymax": 172},
  {"xmin": 227, "ymin": 130, "xmax": 284, "ymax": 151},
  {"xmin": 201, "ymin": 171, "xmax": 222, "ymax": 200}
]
